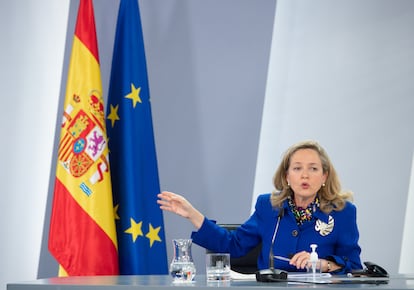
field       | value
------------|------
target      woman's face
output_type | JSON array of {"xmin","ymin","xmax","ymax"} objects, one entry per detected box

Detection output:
[{"xmin": 286, "ymin": 148, "xmax": 327, "ymax": 207}]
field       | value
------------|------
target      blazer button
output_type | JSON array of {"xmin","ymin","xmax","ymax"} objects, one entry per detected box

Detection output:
[{"xmin": 292, "ymin": 230, "xmax": 298, "ymax": 237}]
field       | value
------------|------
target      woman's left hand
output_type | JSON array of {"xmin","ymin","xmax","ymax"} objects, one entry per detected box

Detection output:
[
  {"xmin": 290, "ymin": 252, "xmax": 338, "ymax": 272},
  {"xmin": 289, "ymin": 251, "xmax": 310, "ymax": 270}
]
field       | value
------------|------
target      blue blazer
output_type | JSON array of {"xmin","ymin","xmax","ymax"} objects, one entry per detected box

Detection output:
[{"xmin": 191, "ymin": 193, "xmax": 362, "ymax": 274}]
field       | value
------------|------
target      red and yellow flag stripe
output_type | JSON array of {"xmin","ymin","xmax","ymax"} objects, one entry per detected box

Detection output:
[{"xmin": 48, "ymin": 0, "xmax": 119, "ymax": 276}]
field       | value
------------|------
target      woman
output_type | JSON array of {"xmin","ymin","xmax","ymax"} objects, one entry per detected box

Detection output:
[{"xmin": 157, "ymin": 140, "xmax": 363, "ymax": 274}]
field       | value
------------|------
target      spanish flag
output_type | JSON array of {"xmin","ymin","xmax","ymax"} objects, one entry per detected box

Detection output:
[{"xmin": 48, "ymin": 0, "xmax": 119, "ymax": 276}]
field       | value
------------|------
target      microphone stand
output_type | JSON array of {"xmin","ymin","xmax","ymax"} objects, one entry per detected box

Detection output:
[{"xmin": 255, "ymin": 209, "xmax": 288, "ymax": 282}]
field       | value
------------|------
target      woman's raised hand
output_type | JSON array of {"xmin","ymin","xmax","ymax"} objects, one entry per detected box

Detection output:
[{"xmin": 157, "ymin": 191, "xmax": 204, "ymax": 229}]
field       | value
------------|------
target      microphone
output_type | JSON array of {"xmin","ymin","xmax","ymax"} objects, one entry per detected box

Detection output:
[{"xmin": 256, "ymin": 208, "xmax": 288, "ymax": 282}]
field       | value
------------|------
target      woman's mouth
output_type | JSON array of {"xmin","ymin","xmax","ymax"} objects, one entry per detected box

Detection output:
[{"xmin": 301, "ymin": 182, "xmax": 310, "ymax": 189}]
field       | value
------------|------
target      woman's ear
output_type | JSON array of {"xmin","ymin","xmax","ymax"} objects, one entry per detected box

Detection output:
[{"xmin": 322, "ymin": 173, "xmax": 328, "ymax": 184}]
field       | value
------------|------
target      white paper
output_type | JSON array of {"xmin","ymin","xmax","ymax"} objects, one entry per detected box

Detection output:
[{"xmin": 230, "ymin": 270, "xmax": 256, "ymax": 281}]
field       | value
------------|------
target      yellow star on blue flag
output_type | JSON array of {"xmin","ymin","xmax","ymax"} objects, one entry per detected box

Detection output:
[
  {"xmin": 146, "ymin": 223, "xmax": 162, "ymax": 247},
  {"xmin": 125, "ymin": 83, "xmax": 142, "ymax": 108},
  {"xmin": 124, "ymin": 218, "xmax": 143, "ymax": 242}
]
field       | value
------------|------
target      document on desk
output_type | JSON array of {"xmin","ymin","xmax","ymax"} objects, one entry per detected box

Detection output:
[
  {"xmin": 230, "ymin": 270, "xmax": 332, "ymax": 282},
  {"xmin": 289, "ymin": 274, "xmax": 390, "ymax": 285},
  {"xmin": 288, "ymin": 273, "xmax": 332, "ymax": 279},
  {"xmin": 230, "ymin": 270, "xmax": 256, "ymax": 281},
  {"xmin": 230, "ymin": 271, "xmax": 388, "ymax": 285},
  {"xmin": 288, "ymin": 273, "xmax": 333, "ymax": 284}
]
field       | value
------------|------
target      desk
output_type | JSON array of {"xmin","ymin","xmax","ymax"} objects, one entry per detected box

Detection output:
[{"xmin": 7, "ymin": 274, "xmax": 414, "ymax": 290}]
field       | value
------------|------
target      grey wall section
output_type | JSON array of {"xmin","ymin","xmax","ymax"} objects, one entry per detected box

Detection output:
[{"xmin": 146, "ymin": 0, "xmax": 276, "ymax": 274}]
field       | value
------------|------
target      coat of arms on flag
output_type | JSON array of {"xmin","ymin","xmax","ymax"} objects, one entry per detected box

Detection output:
[{"xmin": 59, "ymin": 92, "xmax": 110, "ymax": 191}]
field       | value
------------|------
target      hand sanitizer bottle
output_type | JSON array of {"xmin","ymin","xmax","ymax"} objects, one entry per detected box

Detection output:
[{"xmin": 309, "ymin": 244, "xmax": 318, "ymax": 280}]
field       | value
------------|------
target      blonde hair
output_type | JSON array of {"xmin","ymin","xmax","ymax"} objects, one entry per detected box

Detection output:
[{"xmin": 271, "ymin": 140, "xmax": 353, "ymax": 213}]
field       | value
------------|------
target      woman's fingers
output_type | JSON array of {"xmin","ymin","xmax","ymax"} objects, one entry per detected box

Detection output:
[
  {"xmin": 157, "ymin": 191, "xmax": 189, "ymax": 217},
  {"xmin": 289, "ymin": 251, "xmax": 310, "ymax": 269}
]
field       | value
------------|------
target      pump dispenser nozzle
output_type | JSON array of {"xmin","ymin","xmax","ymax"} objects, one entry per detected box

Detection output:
[{"xmin": 310, "ymin": 244, "xmax": 318, "ymax": 262}]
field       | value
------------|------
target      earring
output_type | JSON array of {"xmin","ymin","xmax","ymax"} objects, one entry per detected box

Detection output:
[{"xmin": 322, "ymin": 183, "xmax": 326, "ymax": 187}]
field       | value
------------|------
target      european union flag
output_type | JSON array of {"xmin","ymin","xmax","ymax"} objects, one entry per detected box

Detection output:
[{"xmin": 106, "ymin": 0, "xmax": 168, "ymax": 275}]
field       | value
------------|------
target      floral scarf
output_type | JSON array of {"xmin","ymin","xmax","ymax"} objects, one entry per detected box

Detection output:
[{"xmin": 288, "ymin": 195, "xmax": 320, "ymax": 226}]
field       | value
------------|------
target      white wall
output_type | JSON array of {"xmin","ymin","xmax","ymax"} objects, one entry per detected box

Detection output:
[
  {"xmin": 0, "ymin": 1, "xmax": 70, "ymax": 290},
  {"xmin": 399, "ymin": 154, "xmax": 414, "ymax": 273}
]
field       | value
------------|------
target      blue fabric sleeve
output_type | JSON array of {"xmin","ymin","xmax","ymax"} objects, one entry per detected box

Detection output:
[{"xmin": 326, "ymin": 202, "xmax": 363, "ymax": 274}]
